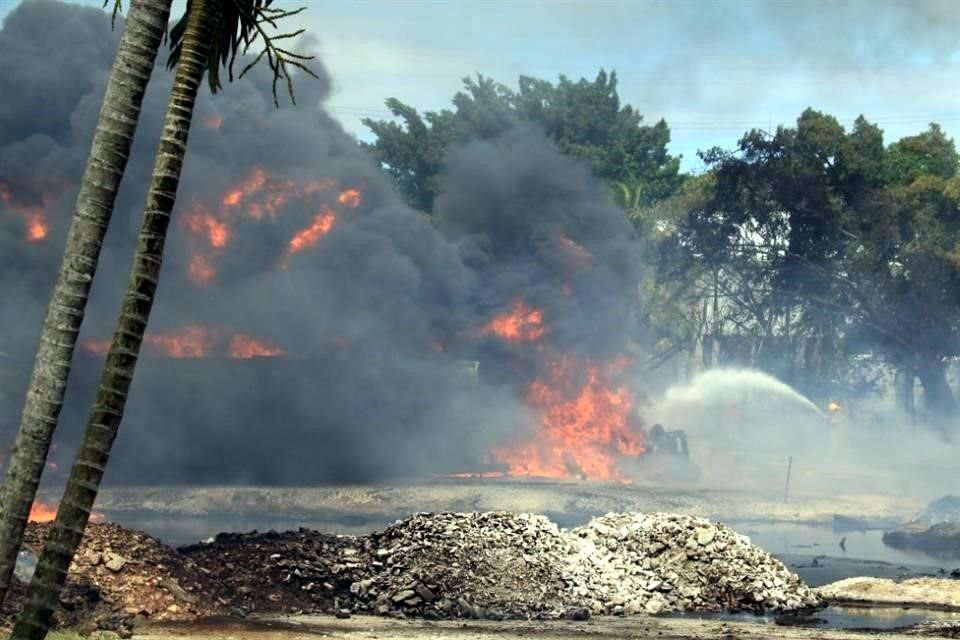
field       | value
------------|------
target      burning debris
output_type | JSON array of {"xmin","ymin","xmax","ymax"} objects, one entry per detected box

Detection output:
[
  {"xmin": 491, "ymin": 354, "xmax": 646, "ymax": 482},
  {"xmin": 2, "ymin": 2, "xmax": 648, "ymax": 487},
  {"xmin": 82, "ymin": 326, "xmax": 283, "ymax": 359},
  {"xmin": 1, "ymin": 513, "xmax": 819, "ymax": 634}
]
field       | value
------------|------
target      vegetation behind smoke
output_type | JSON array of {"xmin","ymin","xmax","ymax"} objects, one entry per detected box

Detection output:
[{"xmin": 365, "ymin": 82, "xmax": 960, "ymax": 431}]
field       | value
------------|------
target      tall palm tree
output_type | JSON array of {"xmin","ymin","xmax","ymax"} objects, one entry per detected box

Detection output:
[
  {"xmin": 9, "ymin": 2, "xmax": 314, "ymax": 637},
  {"xmin": 0, "ymin": 0, "xmax": 173, "ymax": 605}
]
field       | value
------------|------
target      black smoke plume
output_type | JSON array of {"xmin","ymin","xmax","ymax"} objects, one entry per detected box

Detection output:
[{"xmin": 0, "ymin": 0, "xmax": 640, "ymax": 485}]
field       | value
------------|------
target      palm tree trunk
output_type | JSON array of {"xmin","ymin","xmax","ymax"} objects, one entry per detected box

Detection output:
[
  {"xmin": 9, "ymin": 3, "xmax": 218, "ymax": 638},
  {"xmin": 0, "ymin": 0, "xmax": 171, "ymax": 605}
]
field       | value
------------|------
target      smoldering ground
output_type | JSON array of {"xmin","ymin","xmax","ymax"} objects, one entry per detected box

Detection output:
[{"xmin": 0, "ymin": 1, "xmax": 640, "ymax": 485}]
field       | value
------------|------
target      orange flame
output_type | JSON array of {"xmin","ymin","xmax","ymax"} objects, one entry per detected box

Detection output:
[
  {"xmin": 81, "ymin": 326, "xmax": 283, "ymax": 359},
  {"xmin": 145, "ymin": 326, "xmax": 211, "ymax": 358},
  {"xmin": 184, "ymin": 205, "xmax": 229, "ymax": 248},
  {"xmin": 478, "ymin": 300, "xmax": 546, "ymax": 343},
  {"xmin": 228, "ymin": 335, "xmax": 283, "ymax": 359},
  {"xmin": 222, "ymin": 168, "xmax": 268, "ymax": 208},
  {"xmin": 28, "ymin": 501, "xmax": 57, "ymax": 523},
  {"xmin": 337, "ymin": 188, "xmax": 362, "ymax": 208},
  {"xmin": 1, "ymin": 182, "xmax": 50, "ymax": 243},
  {"xmin": 493, "ymin": 354, "xmax": 644, "ymax": 482},
  {"xmin": 286, "ymin": 209, "xmax": 336, "ymax": 256},
  {"xmin": 28, "ymin": 501, "xmax": 104, "ymax": 523},
  {"xmin": 182, "ymin": 169, "xmax": 361, "ymax": 284},
  {"xmin": 188, "ymin": 254, "xmax": 216, "ymax": 284},
  {"xmin": 202, "ymin": 114, "xmax": 223, "ymax": 130}
]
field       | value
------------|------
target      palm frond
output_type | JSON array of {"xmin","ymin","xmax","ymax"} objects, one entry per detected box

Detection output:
[{"xmin": 167, "ymin": 0, "xmax": 317, "ymax": 106}]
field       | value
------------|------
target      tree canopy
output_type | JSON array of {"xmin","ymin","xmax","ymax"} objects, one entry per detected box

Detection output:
[
  {"xmin": 667, "ymin": 112, "xmax": 960, "ymax": 422},
  {"xmin": 362, "ymin": 68, "xmax": 960, "ymax": 428},
  {"xmin": 362, "ymin": 70, "xmax": 681, "ymax": 212}
]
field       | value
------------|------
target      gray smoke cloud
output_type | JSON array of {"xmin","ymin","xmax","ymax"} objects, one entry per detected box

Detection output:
[{"xmin": 0, "ymin": 1, "xmax": 641, "ymax": 485}]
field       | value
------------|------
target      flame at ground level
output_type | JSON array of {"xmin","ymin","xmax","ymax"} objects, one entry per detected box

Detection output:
[
  {"xmin": 28, "ymin": 501, "xmax": 57, "ymax": 522},
  {"xmin": 29, "ymin": 501, "xmax": 104, "ymax": 523},
  {"xmin": 81, "ymin": 326, "xmax": 284, "ymax": 359},
  {"xmin": 493, "ymin": 354, "xmax": 645, "ymax": 483}
]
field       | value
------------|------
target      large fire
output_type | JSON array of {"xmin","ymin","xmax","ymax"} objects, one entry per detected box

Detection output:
[
  {"xmin": 9, "ymin": 157, "xmax": 645, "ymax": 484},
  {"xmin": 182, "ymin": 168, "xmax": 362, "ymax": 284},
  {"xmin": 82, "ymin": 326, "xmax": 283, "ymax": 359},
  {"xmin": 493, "ymin": 352, "xmax": 644, "ymax": 482},
  {"xmin": 476, "ymin": 299, "xmax": 645, "ymax": 482}
]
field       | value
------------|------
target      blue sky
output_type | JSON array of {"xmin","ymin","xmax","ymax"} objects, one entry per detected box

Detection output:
[{"xmin": 3, "ymin": 0, "xmax": 958, "ymax": 172}]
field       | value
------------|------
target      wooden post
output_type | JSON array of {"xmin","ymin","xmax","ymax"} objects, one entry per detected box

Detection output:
[{"xmin": 783, "ymin": 456, "xmax": 793, "ymax": 503}]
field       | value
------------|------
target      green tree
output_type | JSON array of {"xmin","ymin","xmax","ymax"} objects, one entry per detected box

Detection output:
[
  {"xmin": 624, "ymin": 174, "xmax": 716, "ymax": 374},
  {"xmin": 883, "ymin": 123, "xmax": 959, "ymax": 185},
  {"xmin": 362, "ymin": 70, "xmax": 681, "ymax": 212},
  {"xmin": 678, "ymin": 110, "xmax": 886, "ymax": 395},
  {"xmin": 678, "ymin": 113, "xmax": 960, "ymax": 419},
  {"xmin": 9, "ymin": 3, "xmax": 316, "ymax": 638},
  {"xmin": 846, "ymin": 137, "xmax": 960, "ymax": 422},
  {"xmin": 0, "ymin": 0, "xmax": 173, "ymax": 606}
]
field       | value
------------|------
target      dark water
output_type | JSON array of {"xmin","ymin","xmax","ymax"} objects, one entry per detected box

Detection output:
[
  {"xmin": 733, "ymin": 522, "xmax": 960, "ymax": 568},
  {"xmin": 670, "ymin": 605, "xmax": 960, "ymax": 631}
]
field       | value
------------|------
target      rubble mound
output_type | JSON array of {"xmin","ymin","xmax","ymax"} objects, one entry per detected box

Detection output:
[
  {"xmin": 1, "ymin": 522, "xmax": 226, "ymax": 635},
  {"xmin": 567, "ymin": 513, "xmax": 821, "ymax": 615},
  {"xmin": 181, "ymin": 511, "xmax": 820, "ymax": 619},
  {"xmin": 179, "ymin": 512, "xmax": 575, "ymax": 619},
  {"xmin": 178, "ymin": 527, "xmax": 364, "ymax": 616},
  {"xmin": 361, "ymin": 511, "xmax": 575, "ymax": 618},
  {"xmin": 2, "ymin": 512, "xmax": 820, "ymax": 633}
]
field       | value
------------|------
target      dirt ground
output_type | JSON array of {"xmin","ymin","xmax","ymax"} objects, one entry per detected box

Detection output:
[
  {"xmin": 74, "ymin": 480, "xmax": 921, "ymax": 533},
  {"xmin": 820, "ymin": 577, "xmax": 960, "ymax": 609},
  {"xmin": 136, "ymin": 613, "xmax": 931, "ymax": 640}
]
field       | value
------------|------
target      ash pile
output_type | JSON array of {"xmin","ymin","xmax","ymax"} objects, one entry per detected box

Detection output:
[{"xmin": 182, "ymin": 511, "xmax": 821, "ymax": 619}]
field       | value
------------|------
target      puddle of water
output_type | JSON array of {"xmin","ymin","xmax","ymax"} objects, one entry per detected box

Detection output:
[
  {"xmin": 729, "ymin": 521, "xmax": 960, "ymax": 570},
  {"xmin": 671, "ymin": 605, "xmax": 960, "ymax": 631}
]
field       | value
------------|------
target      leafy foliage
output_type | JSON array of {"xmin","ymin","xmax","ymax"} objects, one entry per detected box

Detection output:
[
  {"xmin": 167, "ymin": 0, "xmax": 317, "ymax": 105},
  {"xmin": 362, "ymin": 71, "xmax": 681, "ymax": 212},
  {"xmin": 670, "ymin": 112, "xmax": 960, "ymax": 417}
]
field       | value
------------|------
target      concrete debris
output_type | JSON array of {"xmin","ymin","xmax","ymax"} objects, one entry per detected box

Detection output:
[
  {"xmin": 1, "ymin": 513, "xmax": 821, "ymax": 635},
  {"xmin": 1, "ymin": 523, "xmax": 224, "ymax": 637},
  {"xmin": 182, "ymin": 511, "xmax": 820, "ymax": 619}
]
